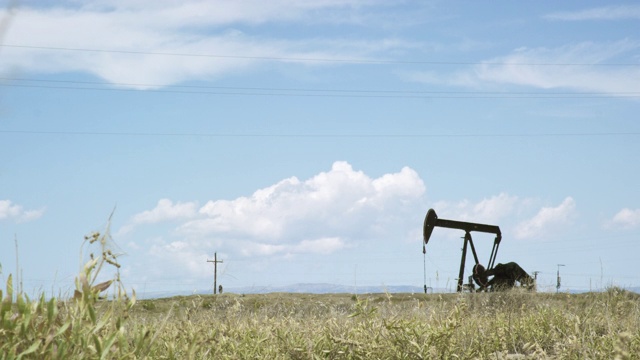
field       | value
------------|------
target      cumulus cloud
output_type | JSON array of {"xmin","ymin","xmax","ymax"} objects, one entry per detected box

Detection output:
[
  {"xmin": 433, "ymin": 194, "xmax": 578, "ymax": 241},
  {"xmin": 0, "ymin": 1, "xmax": 412, "ymax": 88},
  {"xmin": 293, "ymin": 237, "xmax": 345, "ymax": 255},
  {"xmin": 514, "ymin": 197, "xmax": 576, "ymax": 239},
  {"xmin": 0, "ymin": 200, "xmax": 44, "ymax": 223},
  {"xmin": 180, "ymin": 161, "xmax": 425, "ymax": 242},
  {"xmin": 131, "ymin": 198, "xmax": 198, "ymax": 224},
  {"xmin": 145, "ymin": 239, "xmax": 213, "ymax": 279},
  {"xmin": 117, "ymin": 199, "xmax": 197, "ymax": 236},
  {"xmin": 433, "ymin": 193, "xmax": 520, "ymax": 225},
  {"xmin": 120, "ymin": 161, "xmax": 426, "ymax": 283},
  {"xmin": 240, "ymin": 237, "xmax": 346, "ymax": 257},
  {"xmin": 120, "ymin": 165, "xmax": 579, "ymax": 287},
  {"xmin": 124, "ymin": 161, "xmax": 425, "ymax": 260},
  {"xmin": 608, "ymin": 208, "xmax": 640, "ymax": 229}
]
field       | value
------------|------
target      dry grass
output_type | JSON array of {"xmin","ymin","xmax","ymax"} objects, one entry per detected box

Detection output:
[
  {"xmin": 2, "ymin": 228, "xmax": 639, "ymax": 359},
  {"xmin": 126, "ymin": 287, "xmax": 640, "ymax": 359}
]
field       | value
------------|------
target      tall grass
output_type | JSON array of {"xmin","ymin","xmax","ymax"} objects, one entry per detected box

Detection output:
[
  {"xmin": 129, "ymin": 287, "xmax": 639, "ymax": 359},
  {"xmin": 2, "ymin": 228, "xmax": 639, "ymax": 358},
  {"xmin": 1, "ymin": 229, "xmax": 153, "ymax": 359}
]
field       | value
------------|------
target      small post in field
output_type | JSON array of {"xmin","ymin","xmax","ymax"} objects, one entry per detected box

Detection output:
[
  {"xmin": 207, "ymin": 253, "xmax": 224, "ymax": 294},
  {"xmin": 556, "ymin": 264, "xmax": 565, "ymax": 293}
]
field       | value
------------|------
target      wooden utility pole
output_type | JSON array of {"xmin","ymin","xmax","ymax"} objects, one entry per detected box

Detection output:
[
  {"xmin": 556, "ymin": 264, "xmax": 565, "ymax": 293},
  {"xmin": 532, "ymin": 271, "xmax": 540, "ymax": 292},
  {"xmin": 207, "ymin": 253, "xmax": 224, "ymax": 294}
]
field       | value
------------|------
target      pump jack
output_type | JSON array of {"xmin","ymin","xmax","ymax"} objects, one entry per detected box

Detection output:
[{"xmin": 423, "ymin": 208, "xmax": 533, "ymax": 292}]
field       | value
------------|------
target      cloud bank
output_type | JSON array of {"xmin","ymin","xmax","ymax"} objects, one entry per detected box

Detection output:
[
  {"xmin": 182, "ymin": 161, "xmax": 425, "ymax": 242},
  {"xmin": 0, "ymin": 1, "xmax": 411, "ymax": 88},
  {"xmin": 118, "ymin": 163, "xmax": 579, "ymax": 283},
  {"xmin": 122, "ymin": 162, "xmax": 426, "ymax": 275},
  {"xmin": 2, "ymin": 1, "xmax": 637, "ymax": 96}
]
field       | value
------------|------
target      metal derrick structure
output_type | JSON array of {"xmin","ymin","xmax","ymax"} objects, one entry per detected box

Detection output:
[{"xmin": 423, "ymin": 208, "xmax": 532, "ymax": 292}]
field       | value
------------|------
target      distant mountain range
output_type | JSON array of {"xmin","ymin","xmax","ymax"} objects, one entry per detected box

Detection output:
[
  {"xmin": 136, "ymin": 283, "xmax": 640, "ymax": 300},
  {"xmin": 227, "ymin": 283, "xmax": 428, "ymax": 295},
  {"xmin": 137, "ymin": 283, "xmax": 428, "ymax": 299}
]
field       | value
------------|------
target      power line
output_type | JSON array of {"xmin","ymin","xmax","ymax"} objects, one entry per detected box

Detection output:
[
  {"xmin": 3, "ymin": 82, "xmax": 639, "ymax": 99},
  {"xmin": 2, "ymin": 77, "xmax": 639, "ymax": 98},
  {"xmin": 1, "ymin": 130, "xmax": 639, "ymax": 138},
  {"xmin": 1, "ymin": 43, "xmax": 638, "ymax": 66}
]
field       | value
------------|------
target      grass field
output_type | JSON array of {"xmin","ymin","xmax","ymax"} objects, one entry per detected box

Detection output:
[{"xmin": 2, "ymin": 230, "xmax": 640, "ymax": 359}]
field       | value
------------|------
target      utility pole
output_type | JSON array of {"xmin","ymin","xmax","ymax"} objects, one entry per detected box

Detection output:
[
  {"xmin": 556, "ymin": 264, "xmax": 565, "ymax": 293},
  {"xmin": 532, "ymin": 271, "xmax": 540, "ymax": 291},
  {"xmin": 207, "ymin": 253, "xmax": 224, "ymax": 294}
]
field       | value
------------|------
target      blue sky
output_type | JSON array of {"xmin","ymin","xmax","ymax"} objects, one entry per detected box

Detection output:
[{"xmin": 1, "ymin": 1, "xmax": 639, "ymax": 296}]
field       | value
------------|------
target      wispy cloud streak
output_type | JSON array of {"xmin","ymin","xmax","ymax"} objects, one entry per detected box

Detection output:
[{"xmin": 545, "ymin": 5, "xmax": 640, "ymax": 21}]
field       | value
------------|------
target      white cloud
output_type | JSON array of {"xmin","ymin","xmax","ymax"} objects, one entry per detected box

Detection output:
[
  {"xmin": 240, "ymin": 242, "xmax": 287, "ymax": 257},
  {"xmin": 0, "ymin": 1, "xmax": 411, "ymax": 88},
  {"xmin": 475, "ymin": 41, "xmax": 640, "ymax": 94},
  {"xmin": 181, "ymin": 161, "xmax": 425, "ymax": 242},
  {"xmin": 146, "ymin": 239, "xmax": 212, "ymax": 278},
  {"xmin": 121, "ymin": 161, "xmax": 425, "ymax": 284},
  {"xmin": 126, "ymin": 161, "xmax": 424, "ymax": 254},
  {"xmin": 433, "ymin": 193, "xmax": 519, "ymax": 225},
  {"xmin": 117, "ymin": 199, "xmax": 197, "ymax": 236},
  {"xmin": 120, "ymin": 166, "xmax": 580, "ymax": 288},
  {"xmin": 74, "ymin": 0, "xmax": 387, "ymax": 27},
  {"xmin": 293, "ymin": 237, "xmax": 345, "ymax": 255},
  {"xmin": 432, "ymin": 194, "xmax": 578, "ymax": 241},
  {"xmin": 404, "ymin": 41, "xmax": 640, "ymax": 96},
  {"xmin": 545, "ymin": 5, "xmax": 640, "ymax": 21},
  {"xmin": 0, "ymin": 200, "xmax": 45, "ymax": 223},
  {"xmin": 240, "ymin": 237, "xmax": 346, "ymax": 257},
  {"xmin": 608, "ymin": 208, "xmax": 640, "ymax": 229},
  {"xmin": 131, "ymin": 198, "xmax": 198, "ymax": 224},
  {"xmin": 514, "ymin": 197, "xmax": 576, "ymax": 239}
]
